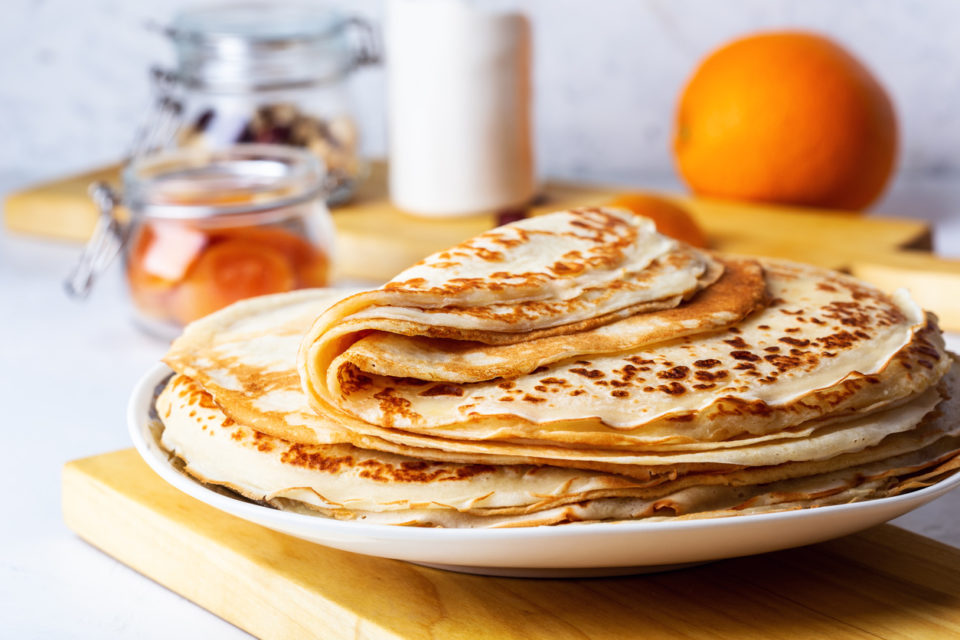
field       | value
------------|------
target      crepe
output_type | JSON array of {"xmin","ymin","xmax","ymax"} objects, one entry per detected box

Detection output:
[
  {"xmin": 157, "ymin": 364, "xmax": 960, "ymax": 528},
  {"xmin": 156, "ymin": 207, "xmax": 960, "ymax": 528},
  {"xmin": 300, "ymin": 210, "xmax": 951, "ymax": 463}
]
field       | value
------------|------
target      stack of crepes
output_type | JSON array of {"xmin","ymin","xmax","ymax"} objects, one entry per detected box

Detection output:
[{"xmin": 159, "ymin": 207, "xmax": 960, "ymax": 527}]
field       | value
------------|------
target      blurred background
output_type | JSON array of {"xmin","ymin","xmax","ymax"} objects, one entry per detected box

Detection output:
[{"xmin": 3, "ymin": 0, "xmax": 960, "ymax": 202}]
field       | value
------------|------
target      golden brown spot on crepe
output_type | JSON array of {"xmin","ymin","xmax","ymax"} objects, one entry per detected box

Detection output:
[
  {"xmin": 611, "ymin": 390, "xmax": 629, "ymax": 398},
  {"xmin": 474, "ymin": 247, "xmax": 505, "ymax": 262},
  {"xmin": 570, "ymin": 367, "xmax": 605, "ymax": 379},
  {"xmin": 338, "ymin": 363, "xmax": 373, "ymax": 396},
  {"xmin": 764, "ymin": 346, "xmax": 781, "ymax": 353},
  {"xmin": 694, "ymin": 359, "xmax": 721, "ymax": 369},
  {"xmin": 222, "ymin": 417, "xmax": 236, "ymax": 427},
  {"xmin": 384, "ymin": 277, "xmax": 427, "ymax": 290},
  {"xmin": 499, "ymin": 396, "xmax": 515, "ymax": 402},
  {"xmin": 230, "ymin": 430, "xmax": 244, "ymax": 441},
  {"xmin": 817, "ymin": 283, "xmax": 838, "ymax": 292},
  {"xmin": 816, "ymin": 331, "xmax": 860, "ymax": 350},
  {"xmin": 730, "ymin": 350, "xmax": 760, "ymax": 362},
  {"xmin": 658, "ymin": 382, "xmax": 687, "ymax": 395},
  {"xmin": 614, "ymin": 364, "xmax": 640, "ymax": 383},
  {"xmin": 549, "ymin": 260, "xmax": 586, "ymax": 276},
  {"xmin": 373, "ymin": 388, "xmax": 420, "ymax": 424},
  {"xmin": 489, "ymin": 230, "xmax": 528, "ymax": 248},
  {"xmin": 419, "ymin": 383, "xmax": 465, "ymax": 397},
  {"xmin": 733, "ymin": 362, "xmax": 756, "ymax": 370},
  {"xmin": 522, "ymin": 394, "xmax": 546, "ymax": 403},
  {"xmin": 694, "ymin": 369, "xmax": 728, "ymax": 382},
  {"xmin": 540, "ymin": 377, "xmax": 568, "ymax": 386},
  {"xmin": 757, "ymin": 324, "xmax": 771, "ymax": 330},
  {"xmin": 724, "ymin": 336, "xmax": 749, "ymax": 348},
  {"xmin": 497, "ymin": 380, "xmax": 515, "ymax": 390},
  {"xmin": 282, "ymin": 445, "xmax": 354, "ymax": 473},
  {"xmin": 779, "ymin": 337, "xmax": 811, "ymax": 347},
  {"xmin": 658, "ymin": 366, "xmax": 690, "ymax": 380},
  {"xmin": 764, "ymin": 354, "xmax": 806, "ymax": 372}
]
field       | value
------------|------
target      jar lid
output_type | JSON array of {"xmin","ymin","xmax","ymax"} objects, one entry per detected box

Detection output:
[
  {"xmin": 169, "ymin": 2, "xmax": 377, "ymax": 89},
  {"xmin": 124, "ymin": 144, "xmax": 327, "ymax": 220}
]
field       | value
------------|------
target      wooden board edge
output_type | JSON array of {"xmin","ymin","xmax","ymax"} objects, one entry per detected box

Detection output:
[{"xmin": 61, "ymin": 453, "xmax": 404, "ymax": 640}]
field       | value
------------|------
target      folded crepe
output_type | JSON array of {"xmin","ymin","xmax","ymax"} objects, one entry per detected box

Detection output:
[
  {"xmin": 299, "ymin": 208, "xmax": 951, "ymax": 461},
  {"xmin": 153, "ymin": 207, "xmax": 960, "ymax": 527}
]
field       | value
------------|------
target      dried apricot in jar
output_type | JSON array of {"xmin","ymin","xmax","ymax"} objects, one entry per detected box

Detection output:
[
  {"xmin": 217, "ymin": 226, "xmax": 330, "ymax": 287},
  {"xmin": 172, "ymin": 239, "xmax": 296, "ymax": 323},
  {"xmin": 126, "ymin": 223, "xmax": 205, "ymax": 321}
]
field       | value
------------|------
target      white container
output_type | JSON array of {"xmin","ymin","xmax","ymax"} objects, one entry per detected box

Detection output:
[{"xmin": 386, "ymin": 0, "xmax": 536, "ymax": 217}]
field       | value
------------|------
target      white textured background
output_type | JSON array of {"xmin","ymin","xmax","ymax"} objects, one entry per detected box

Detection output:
[{"xmin": 3, "ymin": 0, "xmax": 960, "ymax": 191}]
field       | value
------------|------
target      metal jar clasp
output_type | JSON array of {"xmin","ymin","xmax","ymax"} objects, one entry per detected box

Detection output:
[{"xmin": 64, "ymin": 182, "xmax": 128, "ymax": 299}]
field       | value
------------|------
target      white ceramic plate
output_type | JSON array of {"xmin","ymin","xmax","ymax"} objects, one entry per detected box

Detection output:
[{"xmin": 130, "ymin": 363, "xmax": 960, "ymax": 577}]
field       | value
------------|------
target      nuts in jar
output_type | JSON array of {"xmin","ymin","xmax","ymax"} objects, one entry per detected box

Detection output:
[
  {"xmin": 177, "ymin": 104, "xmax": 360, "ymax": 192},
  {"xmin": 66, "ymin": 144, "xmax": 335, "ymax": 338}
]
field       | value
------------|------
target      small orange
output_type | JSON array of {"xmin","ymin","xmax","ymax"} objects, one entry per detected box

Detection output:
[
  {"xmin": 673, "ymin": 31, "xmax": 897, "ymax": 210},
  {"xmin": 607, "ymin": 193, "xmax": 708, "ymax": 247}
]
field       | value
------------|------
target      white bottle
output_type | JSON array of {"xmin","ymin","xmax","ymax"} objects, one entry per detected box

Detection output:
[{"xmin": 386, "ymin": 0, "xmax": 536, "ymax": 217}]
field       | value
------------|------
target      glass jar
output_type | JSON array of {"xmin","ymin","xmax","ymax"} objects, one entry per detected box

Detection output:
[
  {"xmin": 66, "ymin": 145, "xmax": 335, "ymax": 338},
  {"xmin": 137, "ymin": 3, "xmax": 380, "ymax": 204}
]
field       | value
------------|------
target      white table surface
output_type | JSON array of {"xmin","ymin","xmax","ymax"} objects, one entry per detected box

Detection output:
[{"xmin": 1, "ymin": 173, "xmax": 960, "ymax": 638}]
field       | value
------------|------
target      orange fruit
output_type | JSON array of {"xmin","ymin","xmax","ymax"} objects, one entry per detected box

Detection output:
[
  {"xmin": 607, "ymin": 193, "xmax": 708, "ymax": 248},
  {"xmin": 673, "ymin": 31, "xmax": 897, "ymax": 210}
]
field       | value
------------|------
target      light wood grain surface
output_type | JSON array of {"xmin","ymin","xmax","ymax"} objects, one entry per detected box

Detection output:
[
  {"xmin": 8, "ymin": 161, "xmax": 960, "ymax": 329},
  {"xmin": 63, "ymin": 449, "xmax": 960, "ymax": 640}
]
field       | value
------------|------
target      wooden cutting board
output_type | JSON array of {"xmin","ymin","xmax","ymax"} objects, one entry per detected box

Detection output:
[
  {"xmin": 7, "ymin": 161, "xmax": 960, "ymax": 329},
  {"xmin": 63, "ymin": 449, "xmax": 960, "ymax": 639}
]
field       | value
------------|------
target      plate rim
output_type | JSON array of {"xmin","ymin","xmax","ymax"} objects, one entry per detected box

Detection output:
[{"xmin": 130, "ymin": 361, "xmax": 960, "ymax": 542}]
